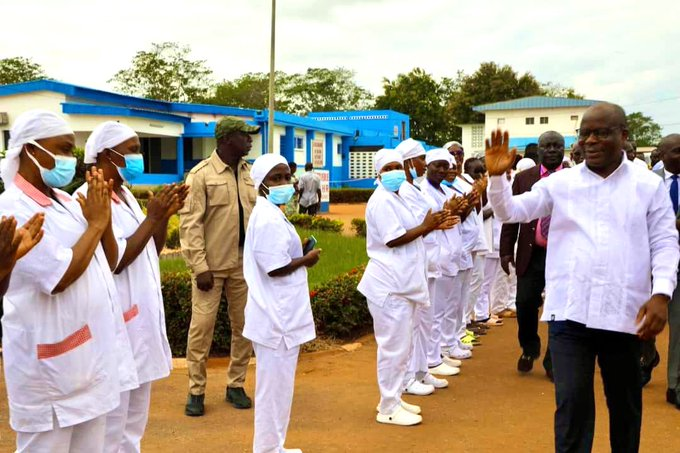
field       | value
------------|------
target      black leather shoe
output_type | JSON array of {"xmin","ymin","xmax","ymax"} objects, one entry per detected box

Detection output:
[
  {"xmin": 226, "ymin": 387, "xmax": 252, "ymax": 409},
  {"xmin": 666, "ymin": 388, "xmax": 680, "ymax": 409},
  {"xmin": 517, "ymin": 353, "xmax": 535, "ymax": 373},
  {"xmin": 641, "ymin": 351, "xmax": 660, "ymax": 387},
  {"xmin": 545, "ymin": 365, "xmax": 554, "ymax": 382},
  {"xmin": 185, "ymin": 393, "xmax": 205, "ymax": 416}
]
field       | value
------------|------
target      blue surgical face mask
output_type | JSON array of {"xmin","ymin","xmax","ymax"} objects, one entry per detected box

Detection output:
[
  {"xmin": 110, "ymin": 149, "xmax": 144, "ymax": 182},
  {"xmin": 25, "ymin": 140, "xmax": 77, "ymax": 188},
  {"xmin": 380, "ymin": 169, "xmax": 406, "ymax": 192},
  {"xmin": 408, "ymin": 166, "xmax": 418, "ymax": 179},
  {"xmin": 264, "ymin": 183, "xmax": 295, "ymax": 205},
  {"xmin": 442, "ymin": 180, "xmax": 454, "ymax": 188}
]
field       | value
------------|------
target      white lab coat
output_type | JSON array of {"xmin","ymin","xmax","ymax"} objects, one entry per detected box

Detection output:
[
  {"xmin": 0, "ymin": 176, "xmax": 137, "ymax": 435},
  {"xmin": 75, "ymin": 184, "xmax": 172, "ymax": 453},
  {"xmin": 489, "ymin": 157, "xmax": 680, "ymax": 334},
  {"xmin": 243, "ymin": 195, "xmax": 315, "ymax": 453},
  {"xmin": 359, "ymin": 183, "xmax": 427, "ymax": 414}
]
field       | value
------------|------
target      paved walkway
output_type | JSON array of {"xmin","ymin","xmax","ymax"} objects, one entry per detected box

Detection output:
[{"xmin": 1, "ymin": 319, "xmax": 678, "ymax": 452}]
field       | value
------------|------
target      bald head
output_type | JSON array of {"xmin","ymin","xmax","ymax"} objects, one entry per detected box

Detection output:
[
  {"xmin": 537, "ymin": 131, "xmax": 565, "ymax": 170},
  {"xmin": 578, "ymin": 102, "xmax": 629, "ymax": 177},
  {"xmin": 660, "ymin": 134, "xmax": 680, "ymax": 175}
]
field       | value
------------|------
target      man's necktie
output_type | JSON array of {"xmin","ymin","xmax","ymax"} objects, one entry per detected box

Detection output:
[
  {"xmin": 671, "ymin": 175, "xmax": 679, "ymax": 214},
  {"xmin": 540, "ymin": 215, "xmax": 551, "ymax": 242}
]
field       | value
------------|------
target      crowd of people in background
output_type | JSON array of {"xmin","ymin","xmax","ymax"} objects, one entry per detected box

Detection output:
[{"xmin": 0, "ymin": 102, "xmax": 678, "ymax": 453}]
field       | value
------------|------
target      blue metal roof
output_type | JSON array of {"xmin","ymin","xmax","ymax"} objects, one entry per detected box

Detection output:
[{"xmin": 473, "ymin": 96, "xmax": 600, "ymax": 112}]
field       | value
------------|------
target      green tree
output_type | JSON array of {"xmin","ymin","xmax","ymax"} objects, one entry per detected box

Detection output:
[
  {"xmin": 445, "ymin": 62, "xmax": 544, "ymax": 125},
  {"xmin": 374, "ymin": 68, "xmax": 453, "ymax": 144},
  {"xmin": 209, "ymin": 71, "xmax": 292, "ymax": 112},
  {"xmin": 283, "ymin": 68, "xmax": 374, "ymax": 115},
  {"xmin": 109, "ymin": 42, "xmax": 213, "ymax": 102},
  {"xmin": 0, "ymin": 57, "xmax": 47, "ymax": 85},
  {"xmin": 540, "ymin": 82, "xmax": 584, "ymax": 99},
  {"xmin": 626, "ymin": 112, "xmax": 663, "ymax": 146}
]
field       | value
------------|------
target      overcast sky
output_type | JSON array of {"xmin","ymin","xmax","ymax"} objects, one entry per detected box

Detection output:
[{"xmin": 3, "ymin": 0, "xmax": 679, "ymax": 134}]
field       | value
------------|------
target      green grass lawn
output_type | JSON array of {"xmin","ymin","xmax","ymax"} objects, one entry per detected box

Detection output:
[{"xmin": 159, "ymin": 228, "xmax": 367, "ymax": 289}]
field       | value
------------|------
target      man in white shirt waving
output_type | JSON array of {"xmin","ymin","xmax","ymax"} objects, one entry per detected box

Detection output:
[{"xmin": 486, "ymin": 102, "xmax": 680, "ymax": 453}]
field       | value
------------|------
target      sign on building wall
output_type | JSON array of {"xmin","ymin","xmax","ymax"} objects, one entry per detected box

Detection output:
[
  {"xmin": 315, "ymin": 169, "xmax": 330, "ymax": 202},
  {"xmin": 311, "ymin": 139, "xmax": 324, "ymax": 168}
]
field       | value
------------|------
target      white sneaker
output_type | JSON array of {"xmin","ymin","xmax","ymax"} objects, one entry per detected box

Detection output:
[
  {"xmin": 403, "ymin": 378, "xmax": 435, "ymax": 396},
  {"xmin": 375, "ymin": 400, "xmax": 422, "ymax": 415},
  {"xmin": 457, "ymin": 339, "xmax": 474, "ymax": 351},
  {"xmin": 376, "ymin": 405, "xmax": 423, "ymax": 426},
  {"xmin": 428, "ymin": 362, "xmax": 460, "ymax": 377},
  {"xmin": 446, "ymin": 345, "xmax": 472, "ymax": 360},
  {"xmin": 442, "ymin": 356, "xmax": 462, "ymax": 368},
  {"xmin": 421, "ymin": 373, "xmax": 449, "ymax": 388}
]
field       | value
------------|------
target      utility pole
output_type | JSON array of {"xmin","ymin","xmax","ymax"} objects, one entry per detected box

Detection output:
[{"xmin": 267, "ymin": 0, "xmax": 276, "ymax": 153}]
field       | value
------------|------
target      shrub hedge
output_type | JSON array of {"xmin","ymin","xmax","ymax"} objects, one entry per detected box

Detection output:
[
  {"xmin": 165, "ymin": 215, "xmax": 180, "ymax": 249},
  {"xmin": 329, "ymin": 188, "xmax": 373, "ymax": 203},
  {"xmin": 351, "ymin": 218, "xmax": 366, "ymax": 237},
  {"xmin": 161, "ymin": 265, "xmax": 370, "ymax": 356},
  {"xmin": 287, "ymin": 213, "xmax": 344, "ymax": 233}
]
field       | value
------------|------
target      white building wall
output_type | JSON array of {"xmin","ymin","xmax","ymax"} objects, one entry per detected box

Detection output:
[
  {"xmin": 333, "ymin": 136, "xmax": 343, "ymax": 167},
  {"xmin": 0, "ymin": 91, "xmax": 67, "ymax": 151},
  {"xmin": 483, "ymin": 107, "xmax": 587, "ymax": 140}
]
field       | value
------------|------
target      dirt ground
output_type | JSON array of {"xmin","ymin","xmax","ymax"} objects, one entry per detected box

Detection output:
[
  {"xmin": 323, "ymin": 203, "xmax": 367, "ymax": 235},
  {"xmin": 2, "ymin": 319, "xmax": 678, "ymax": 452}
]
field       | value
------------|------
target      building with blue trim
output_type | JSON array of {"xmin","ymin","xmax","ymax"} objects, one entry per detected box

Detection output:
[
  {"xmin": 459, "ymin": 96, "xmax": 601, "ymax": 156},
  {"xmin": 0, "ymin": 80, "xmax": 413, "ymax": 209}
]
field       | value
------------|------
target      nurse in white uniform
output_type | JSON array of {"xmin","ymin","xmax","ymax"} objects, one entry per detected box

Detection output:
[
  {"xmin": 395, "ymin": 140, "xmax": 460, "ymax": 399},
  {"xmin": 243, "ymin": 154, "xmax": 321, "ymax": 453},
  {"xmin": 79, "ymin": 121, "xmax": 188, "ymax": 452},
  {"xmin": 0, "ymin": 110, "xmax": 137, "ymax": 452},
  {"xmin": 358, "ymin": 148, "xmax": 450, "ymax": 426}
]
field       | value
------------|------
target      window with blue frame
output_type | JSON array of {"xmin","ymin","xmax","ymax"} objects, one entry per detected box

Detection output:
[{"xmin": 294, "ymin": 136, "xmax": 304, "ymax": 149}]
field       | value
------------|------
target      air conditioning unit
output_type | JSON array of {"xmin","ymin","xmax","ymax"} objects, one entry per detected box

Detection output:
[{"xmin": 0, "ymin": 112, "xmax": 8, "ymax": 125}]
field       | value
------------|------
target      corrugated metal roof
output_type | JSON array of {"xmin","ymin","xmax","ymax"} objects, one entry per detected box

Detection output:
[{"xmin": 473, "ymin": 96, "xmax": 600, "ymax": 112}]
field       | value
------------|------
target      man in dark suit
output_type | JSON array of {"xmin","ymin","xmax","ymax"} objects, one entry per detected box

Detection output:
[
  {"xmin": 645, "ymin": 134, "xmax": 680, "ymax": 404},
  {"xmin": 499, "ymin": 131, "xmax": 565, "ymax": 377}
]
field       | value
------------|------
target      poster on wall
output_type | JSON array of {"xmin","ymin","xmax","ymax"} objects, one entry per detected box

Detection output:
[
  {"xmin": 315, "ymin": 169, "xmax": 330, "ymax": 203},
  {"xmin": 311, "ymin": 139, "xmax": 324, "ymax": 168}
]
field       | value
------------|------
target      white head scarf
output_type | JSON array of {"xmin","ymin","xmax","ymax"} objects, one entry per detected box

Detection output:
[
  {"xmin": 85, "ymin": 121, "xmax": 138, "ymax": 164},
  {"xmin": 425, "ymin": 148, "xmax": 452, "ymax": 167},
  {"xmin": 1, "ymin": 110, "xmax": 73, "ymax": 187},
  {"xmin": 373, "ymin": 148, "xmax": 402, "ymax": 174},
  {"xmin": 250, "ymin": 153, "xmax": 289, "ymax": 190},
  {"xmin": 442, "ymin": 141, "xmax": 462, "ymax": 151},
  {"xmin": 516, "ymin": 157, "xmax": 536, "ymax": 173},
  {"xmin": 395, "ymin": 138, "xmax": 425, "ymax": 161}
]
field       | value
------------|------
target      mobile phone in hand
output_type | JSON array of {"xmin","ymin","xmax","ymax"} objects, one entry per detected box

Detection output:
[{"xmin": 303, "ymin": 235, "xmax": 317, "ymax": 255}]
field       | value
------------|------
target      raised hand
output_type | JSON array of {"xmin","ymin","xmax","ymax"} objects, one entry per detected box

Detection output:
[
  {"xmin": 15, "ymin": 213, "xmax": 45, "ymax": 260},
  {"xmin": 77, "ymin": 166, "xmax": 111, "ymax": 231},
  {"xmin": 0, "ymin": 216, "xmax": 19, "ymax": 272},
  {"xmin": 485, "ymin": 129, "xmax": 517, "ymax": 176},
  {"xmin": 437, "ymin": 214, "xmax": 461, "ymax": 230}
]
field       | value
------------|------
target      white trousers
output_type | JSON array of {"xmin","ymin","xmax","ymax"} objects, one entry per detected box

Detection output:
[
  {"xmin": 466, "ymin": 253, "xmax": 486, "ymax": 323},
  {"xmin": 475, "ymin": 257, "xmax": 501, "ymax": 320},
  {"xmin": 104, "ymin": 382, "xmax": 152, "ymax": 453},
  {"xmin": 491, "ymin": 264, "xmax": 517, "ymax": 314},
  {"xmin": 454, "ymin": 269, "xmax": 473, "ymax": 342},
  {"xmin": 406, "ymin": 280, "xmax": 435, "ymax": 383},
  {"xmin": 433, "ymin": 274, "xmax": 460, "ymax": 355},
  {"xmin": 16, "ymin": 412, "xmax": 106, "ymax": 453},
  {"xmin": 252, "ymin": 341, "xmax": 300, "ymax": 453},
  {"xmin": 368, "ymin": 296, "xmax": 416, "ymax": 414}
]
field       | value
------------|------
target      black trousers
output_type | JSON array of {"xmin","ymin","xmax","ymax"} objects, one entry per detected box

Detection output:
[
  {"xmin": 299, "ymin": 203, "xmax": 319, "ymax": 216},
  {"xmin": 549, "ymin": 321, "xmax": 642, "ymax": 453},
  {"xmin": 516, "ymin": 247, "xmax": 551, "ymax": 368}
]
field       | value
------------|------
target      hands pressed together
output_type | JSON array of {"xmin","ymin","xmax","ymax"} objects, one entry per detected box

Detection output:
[{"xmin": 0, "ymin": 213, "xmax": 45, "ymax": 276}]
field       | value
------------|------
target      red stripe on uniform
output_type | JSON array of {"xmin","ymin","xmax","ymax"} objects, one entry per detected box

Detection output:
[
  {"xmin": 37, "ymin": 325, "xmax": 92, "ymax": 360},
  {"xmin": 123, "ymin": 304, "xmax": 139, "ymax": 323}
]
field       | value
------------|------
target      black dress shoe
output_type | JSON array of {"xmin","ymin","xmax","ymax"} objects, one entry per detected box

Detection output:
[
  {"xmin": 226, "ymin": 387, "xmax": 252, "ymax": 409},
  {"xmin": 185, "ymin": 393, "xmax": 205, "ymax": 416},
  {"xmin": 641, "ymin": 351, "xmax": 661, "ymax": 387},
  {"xmin": 545, "ymin": 366, "xmax": 554, "ymax": 382},
  {"xmin": 517, "ymin": 353, "xmax": 535, "ymax": 373},
  {"xmin": 666, "ymin": 388, "xmax": 680, "ymax": 409}
]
